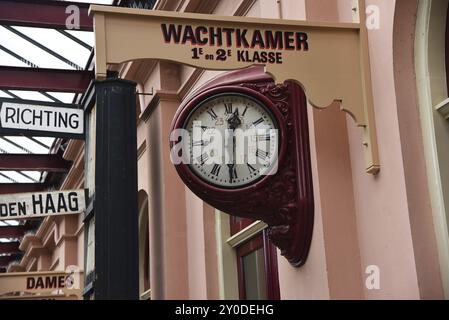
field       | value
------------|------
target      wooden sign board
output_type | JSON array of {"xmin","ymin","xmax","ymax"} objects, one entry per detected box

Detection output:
[
  {"xmin": 0, "ymin": 293, "xmax": 80, "ymax": 300},
  {"xmin": 0, "ymin": 270, "xmax": 83, "ymax": 300},
  {"xmin": 89, "ymin": 1, "xmax": 379, "ymax": 174},
  {"xmin": 0, "ymin": 98, "xmax": 84, "ymax": 139},
  {"xmin": 0, "ymin": 189, "xmax": 86, "ymax": 221}
]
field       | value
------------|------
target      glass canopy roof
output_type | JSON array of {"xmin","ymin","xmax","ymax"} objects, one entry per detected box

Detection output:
[
  {"xmin": 0, "ymin": 0, "xmax": 157, "ymax": 271},
  {"xmin": 0, "ymin": 0, "xmax": 113, "ymax": 249},
  {"xmin": 0, "ymin": 0, "xmax": 113, "ymax": 185}
]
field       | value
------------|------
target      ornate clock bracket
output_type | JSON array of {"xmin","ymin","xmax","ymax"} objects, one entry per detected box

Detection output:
[
  {"xmin": 170, "ymin": 70, "xmax": 314, "ymax": 267},
  {"xmin": 236, "ymin": 81, "xmax": 314, "ymax": 267}
]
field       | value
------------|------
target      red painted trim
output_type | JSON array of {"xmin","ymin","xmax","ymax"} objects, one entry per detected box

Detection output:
[
  {"xmin": 0, "ymin": 0, "xmax": 93, "ymax": 31},
  {"xmin": 263, "ymin": 230, "xmax": 280, "ymax": 300},
  {"xmin": 0, "ymin": 154, "xmax": 71, "ymax": 172},
  {"xmin": 236, "ymin": 235, "xmax": 264, "ymax": 300},
  {"xmin": 0, "ymin": 241, "xmax": 21, "ymax": 254},
  {"xmin": 230, "ymin": 216, "xmax": 255, "ymax": 236},
  {"xmin": 237, "ymin": 234, "xmax": 264, "ymax": 257},
  {"xmin": 0, "ymin": 225, "xmax": 28, "ymax": 238},
  {"xmin": 0, "ymin": 183, "xmax": 46, "ymax": 195},
  {"xmin": 237, "ymin": 250, "xmax": 246, "ymax": 299},
  {"xmin": 235, "ymin": 233, "xmax": 280, "ymax": 300},
  {"xmin": 0, "ymin": 66, "xmax": 94, "ymax": 93},
  {"xmin": 0, "ymin": 254, "xmax": 22, "ymax": 267},
  {"xmin": 285, "ymin": 81, "xmax": 314, "ymax": 266}
]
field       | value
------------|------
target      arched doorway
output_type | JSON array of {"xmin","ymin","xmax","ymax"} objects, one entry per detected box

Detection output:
[
  {"xmin": 138, "ymin": 189, "xmax": 150, "ymax": 299},
  {"xmin": 414, "ymin": 0, "xmax": 449, "ymax": 298}
]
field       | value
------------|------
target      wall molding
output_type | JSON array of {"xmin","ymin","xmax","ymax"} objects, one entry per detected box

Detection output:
[
  {"xmin": 226, "ymin": 220, "xmax": 267, "ymax": 248},
  {"xmin": 415, "ymin": 0, "xmax": 449, "ymax": 298},
  {"xmin": 435, "ymin": 98, "xmax": 449, "ymax": 119}
]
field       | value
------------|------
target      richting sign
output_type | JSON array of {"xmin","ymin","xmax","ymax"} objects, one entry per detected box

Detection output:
[
  {"xmin": 0, "ymin": 189, "xmax": 86, "ymax": 221},
  {"xmin": 0, "ymin": 98, "xmax": 84, "ymax": 139}
]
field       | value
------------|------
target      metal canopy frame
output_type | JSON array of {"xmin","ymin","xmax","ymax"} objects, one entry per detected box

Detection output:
[
  {"xmin": 0, "ymin": 226, "xmax": 29, "ymax": 238},
  {"xmin": 0, "ymin": 183, "xmax": 46, "ymax": 195},
  {"xmin": 0, "ymin": 0, "xmax": 93, "ymax": 31},
  {"xmin": 0, "ymin": 66, "xmax": 93, "ymax": 93},
  {"xmin": 0, "ymin": 154, "xmax": 71, "ymax": 172},
  {"xmin": 0, "ymin": 242, "xmax": 21, "ymax": 255},
  {"xmin": 0, "ymin": 0, "xmax": 114, "ymax": 272}
]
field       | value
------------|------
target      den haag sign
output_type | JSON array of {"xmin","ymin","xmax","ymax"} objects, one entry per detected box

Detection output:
[
  {"xmin": 0, "ymin": 190, "xmax": 86, "ymax": 221},
  {"xmin": 0, "ymin": 98, "xmax": 84, "ymax": 139},
  {"xmin": 89, "ymin": 2, "xmax": 380, "ymax": 174}
]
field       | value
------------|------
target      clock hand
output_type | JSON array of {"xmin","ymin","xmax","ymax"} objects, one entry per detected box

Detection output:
[
  {"xmin": 227, "ymin": 164, "xmax": 235, "ymax": 183},
  {"xmin": 227, "ymin": 111, "xmax": 241, "ymax": 131},
  {"xmin": 227, "ymin": 136, "xmax": 237, "ymax": 183}
]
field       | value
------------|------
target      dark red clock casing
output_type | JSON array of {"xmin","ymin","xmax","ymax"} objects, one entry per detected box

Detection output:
[{"xmin": 170, "ymin": 67, "xmax": 314, "ymax": 267}]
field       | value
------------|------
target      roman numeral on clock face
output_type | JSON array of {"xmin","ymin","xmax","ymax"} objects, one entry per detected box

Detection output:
[
  {"xmin": 228, "ymin": 165, "xmax": 238, "ymax": 182},
  {"xmin": 258, "ymin": 133, "xmax": 271, "ymax": 141},
  {"xmin": 211, "ymin": 164, "xmax": 221, "ymax": 176},
  {"xmin": 207, "ymin": 109, "xmax": 218, "ymax": 120},
  {"xmin": 192, "ymin": 140, "xmax": 205, "ymax": 147},
  {"xmin": 242, "ymin": 106, "xmax": 248, "ymax": 116},
  {"xmin": 197, "ymin": 153, "xmax": 209, "ymax": 165},
  {"xmin": 224, "ymin": 103, "xmax": 233, "ymax": 114},
  {"xmin": 256, "ymin": 149, "xmax": 269, "ymax": 161},
  {"xmin": 247, "ymin": 164, "xmax": 257, "ymax": 174},
  {"xmin": 253, "ymin": 118, "xmax": 264, "ymax": 126}
]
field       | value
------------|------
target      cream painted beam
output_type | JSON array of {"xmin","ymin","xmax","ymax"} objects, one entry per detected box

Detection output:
[{"xmin": 89, "ymin": 0, "xmax": 379, "ymax": 174}]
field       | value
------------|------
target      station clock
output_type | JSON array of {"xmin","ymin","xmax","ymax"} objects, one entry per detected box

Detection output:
[{"xmin": 170, "ymin": 68, "xmax": 314, "ymax": 268}]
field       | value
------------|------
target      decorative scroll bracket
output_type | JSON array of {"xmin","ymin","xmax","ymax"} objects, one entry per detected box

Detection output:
[
  {"xmin": 89, "ymin": 0, "xmax": 379, "ymax": 174},
  {"xmin": 169, "ymin": 74, "xmax": 315, "ymax": 267}
]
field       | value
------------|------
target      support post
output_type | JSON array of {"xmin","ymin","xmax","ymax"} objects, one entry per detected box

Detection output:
[{"xmin": 94, "ymin": 78, "xmax": 138, "ymax": 299}]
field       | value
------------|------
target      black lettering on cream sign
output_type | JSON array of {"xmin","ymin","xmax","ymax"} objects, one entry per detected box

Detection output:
[
  {"xmin": 26, "ymin": 276, "xmax": 66, "ymax": 290},
  {"xmin": 0, "ymin": 100, "xmax": 84, "ymax": 138},
  {"xmin": 0, "ymin": 190, "xmax": 86, "ymax": 221},
  {"xmin": 161, "ymin": 24, "xmax": 309, "ymax": 65}
]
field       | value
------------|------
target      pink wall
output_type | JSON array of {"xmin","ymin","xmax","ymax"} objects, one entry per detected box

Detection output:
[
  {"xmin": 185, "ymin": 188, "xmax": 209, "ymax": 298},
  {"xmin": 135, "ymin": 0, "xmax": 444, "ymax": 300},
  {"xmin": 276, "ymin": 0, "xmax": 365, "ymax": 300},
  {"xmin": 15, "ymin": 0, "xmax": 446, "ymax": 301},
  {"xmin": 347, "ymin": 0, "xmax": 419, "ymax": 299},
  {"xmin": 392, "ymin": 0, "xmax": 443, "ymax": 298},
  {"xmin": 276, "ymin": 0, "xmax": 444, "ymax": 299}
]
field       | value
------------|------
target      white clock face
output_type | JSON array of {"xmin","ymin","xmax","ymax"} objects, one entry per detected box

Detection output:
[{"xmin": 183, "ymin": 93, "xmax": 279, "ymax": 188}]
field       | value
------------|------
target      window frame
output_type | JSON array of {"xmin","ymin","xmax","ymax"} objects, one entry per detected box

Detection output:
[{"xmin": 231, "ymin": 217, "xmax": 280, "ymax": 300}]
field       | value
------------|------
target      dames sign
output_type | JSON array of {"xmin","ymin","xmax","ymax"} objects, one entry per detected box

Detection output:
[
  {"xmin": 0, "ymin": 270, "xmax": 83, "ymax": 299},
  {"xmin": 0, "ymin": 190, "xmax": 86, "ymax": 221},
  {"xmin": 0, "ymin": 98, "xmax": 84, "ymax": 139}
]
